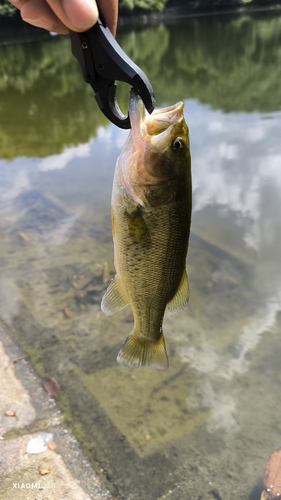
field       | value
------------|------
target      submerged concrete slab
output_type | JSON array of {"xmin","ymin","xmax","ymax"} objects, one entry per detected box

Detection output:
[
  {"xmin": 0, "ymin": 322, "xmax": 113, "ymax": 500},
  {"xmin": 0, "ymin": 434, "xmax": 91, "ymax": 500},
  {"xmin": 0, "ymin": 341, "xmax": 36, "ymax": 436}
]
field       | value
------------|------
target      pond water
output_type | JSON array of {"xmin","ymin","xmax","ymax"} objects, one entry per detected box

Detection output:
[{"xmin": 1, "ymin": 10, "xmax": 281, "ymax": 500}]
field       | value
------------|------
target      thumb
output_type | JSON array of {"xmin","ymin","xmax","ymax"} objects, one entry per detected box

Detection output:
[{"xmin": 46, "ymin": 0, "xmax": 99, "ymax": 31}]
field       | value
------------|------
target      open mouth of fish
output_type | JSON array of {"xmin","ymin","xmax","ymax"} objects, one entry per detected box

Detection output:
[{"xmin": 129, "ymin": 89, "xmax": 185, "ymax": 146}]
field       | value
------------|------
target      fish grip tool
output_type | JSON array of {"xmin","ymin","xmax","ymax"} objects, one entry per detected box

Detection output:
[{"xmin": 70, "ymin": 17, "xmax": 155, "ymax": 129}]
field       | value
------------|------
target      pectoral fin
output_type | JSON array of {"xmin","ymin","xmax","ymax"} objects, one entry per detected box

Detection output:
[
  {"xmin": 167, "ymin": 269, "xmax": 189, "ymax": 312},
  {"xmin": 101, "ymin": 277, "xmax": 128, "ymax": 316},
  {"xmin": 125, "ymin": 206, "xmax": 151, "ymax": 247}
]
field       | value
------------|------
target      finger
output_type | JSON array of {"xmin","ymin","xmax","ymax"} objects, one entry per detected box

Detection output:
[
  {"xmin": 17, "ymin": 0, "xmax": 69, "ymax": 33},
  {"xmin": 46, "ymin": 0, "xmax": 98, "ymax": 32},
  {"xmin": 97, "ymin": 0, "xmax": 118, "ymax": 36},
  {"xmin": 11, "ymin": 0, "xmax": 118, "ymax": 36}
]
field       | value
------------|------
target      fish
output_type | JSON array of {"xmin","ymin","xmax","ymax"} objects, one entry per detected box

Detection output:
[{"xmin": 101, "ymin": 90, "xmax": 192, "ymax": 369}]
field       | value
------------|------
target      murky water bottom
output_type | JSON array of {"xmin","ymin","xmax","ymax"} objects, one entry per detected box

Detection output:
[
  {"xmin": 1, "ymin": 12, "xmax": 281, "ymax": 499},
  {"xmin": 1, "ymin": 145, "xmax": 281, "ymax": 499}
]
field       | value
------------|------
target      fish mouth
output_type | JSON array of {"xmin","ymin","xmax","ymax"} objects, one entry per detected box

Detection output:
[{"xmin": 129, "ymin": 89, "xmax": 184, "ymax": 145}]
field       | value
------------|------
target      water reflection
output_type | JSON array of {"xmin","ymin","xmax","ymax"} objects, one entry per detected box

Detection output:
[
  {"xmin": 1, "ymin": 13, "xmax": 281, "ymax": 159},
  {"xmin": 1, "ymin": 12, "xmax": 281, "ymax": 500},
  {"xmin": 178, "ymin": 102, "xmax": 281, "ymax": 442}
]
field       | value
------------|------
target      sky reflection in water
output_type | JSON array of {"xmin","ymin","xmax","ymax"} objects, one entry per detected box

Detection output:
[{"xmin": 1, "ymin": 99, "xmax": 281, "ymax": 441}]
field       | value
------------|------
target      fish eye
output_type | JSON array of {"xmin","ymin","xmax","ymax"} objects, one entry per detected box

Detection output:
[{"xmin": 172, "ymin": 137, "xmax": 185, "ymax": 153}]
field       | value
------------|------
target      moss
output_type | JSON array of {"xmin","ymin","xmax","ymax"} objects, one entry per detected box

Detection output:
[
  {"xmin": 2, "ymin": 416, "xmax": 63, "ymax": 440},
  {"xmin": 21, "ymin": 343, "xmax": 44, "ymax": 378}
]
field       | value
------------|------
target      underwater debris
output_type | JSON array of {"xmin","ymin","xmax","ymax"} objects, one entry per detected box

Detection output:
[
  {"xmin": 261, "ymin": 447, "xmax": 281, "ymax": 499},
  {"xmin": 103, "ymin": 261, "xmax": 110, "ymax": 283},
  {"xmin": 5, "ymin": 410, "xmax": 16, "ymax": 417},
  {"xmin": 47, "ymin": 440, "xmax": 57, "ymax": 451},
  {"xmin": 42, "ymin": 377, "xmax": 60, "ymax": 397},
  {"xmin": 18, "ymin": 231, "xmax": 29, "ymax": 242},
  {"xmin": 26, "ymin": 434, "xmax": 54, "ymax": 454},
  {"xmin": 63, "ymin": 306, "xmax": 73, "ymax": 318},
  {"xmin": 39, "ymin": 463, "xmax": 53, "ymax": 475}
]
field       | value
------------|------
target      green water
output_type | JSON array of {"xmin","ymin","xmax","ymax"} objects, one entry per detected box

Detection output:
[{"xmin": 1, "ymin": 11, "xmax": 281, "ymax": 500}]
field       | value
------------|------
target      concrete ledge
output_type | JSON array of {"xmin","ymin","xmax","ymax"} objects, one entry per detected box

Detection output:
[{"xmin": 0, "ymin": 322, "xmax": 113, "ymax": 500}]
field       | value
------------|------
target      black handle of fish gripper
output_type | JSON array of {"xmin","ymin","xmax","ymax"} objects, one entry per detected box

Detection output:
[{"xmin": 70, "ymin": 18, "xmax": 155, "ymax": 129}]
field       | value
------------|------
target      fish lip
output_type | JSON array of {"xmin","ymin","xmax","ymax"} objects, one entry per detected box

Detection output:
[{"xmin": 152, "ymin": 101, "xmax": 184, "ymax": 118}]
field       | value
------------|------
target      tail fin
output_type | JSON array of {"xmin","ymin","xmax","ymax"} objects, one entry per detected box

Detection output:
[{"xmin": 117, "ymin": 331, "xmax": 168, "ymax": 369}]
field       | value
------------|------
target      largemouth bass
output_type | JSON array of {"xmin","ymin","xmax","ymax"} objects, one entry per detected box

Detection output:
[{"xmin": 101, "ymin": 90, "xmax": 192, "ymax": 369}]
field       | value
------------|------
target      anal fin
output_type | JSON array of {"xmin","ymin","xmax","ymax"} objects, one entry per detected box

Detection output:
[{"xmin": 167, "ymin": 269, "xmax": 189, "ymax": 312}]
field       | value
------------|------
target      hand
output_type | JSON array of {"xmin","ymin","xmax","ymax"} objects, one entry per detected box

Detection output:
[{"xmin": 9, "ymin": 0, "xmax": 118, "ymax": 35}]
